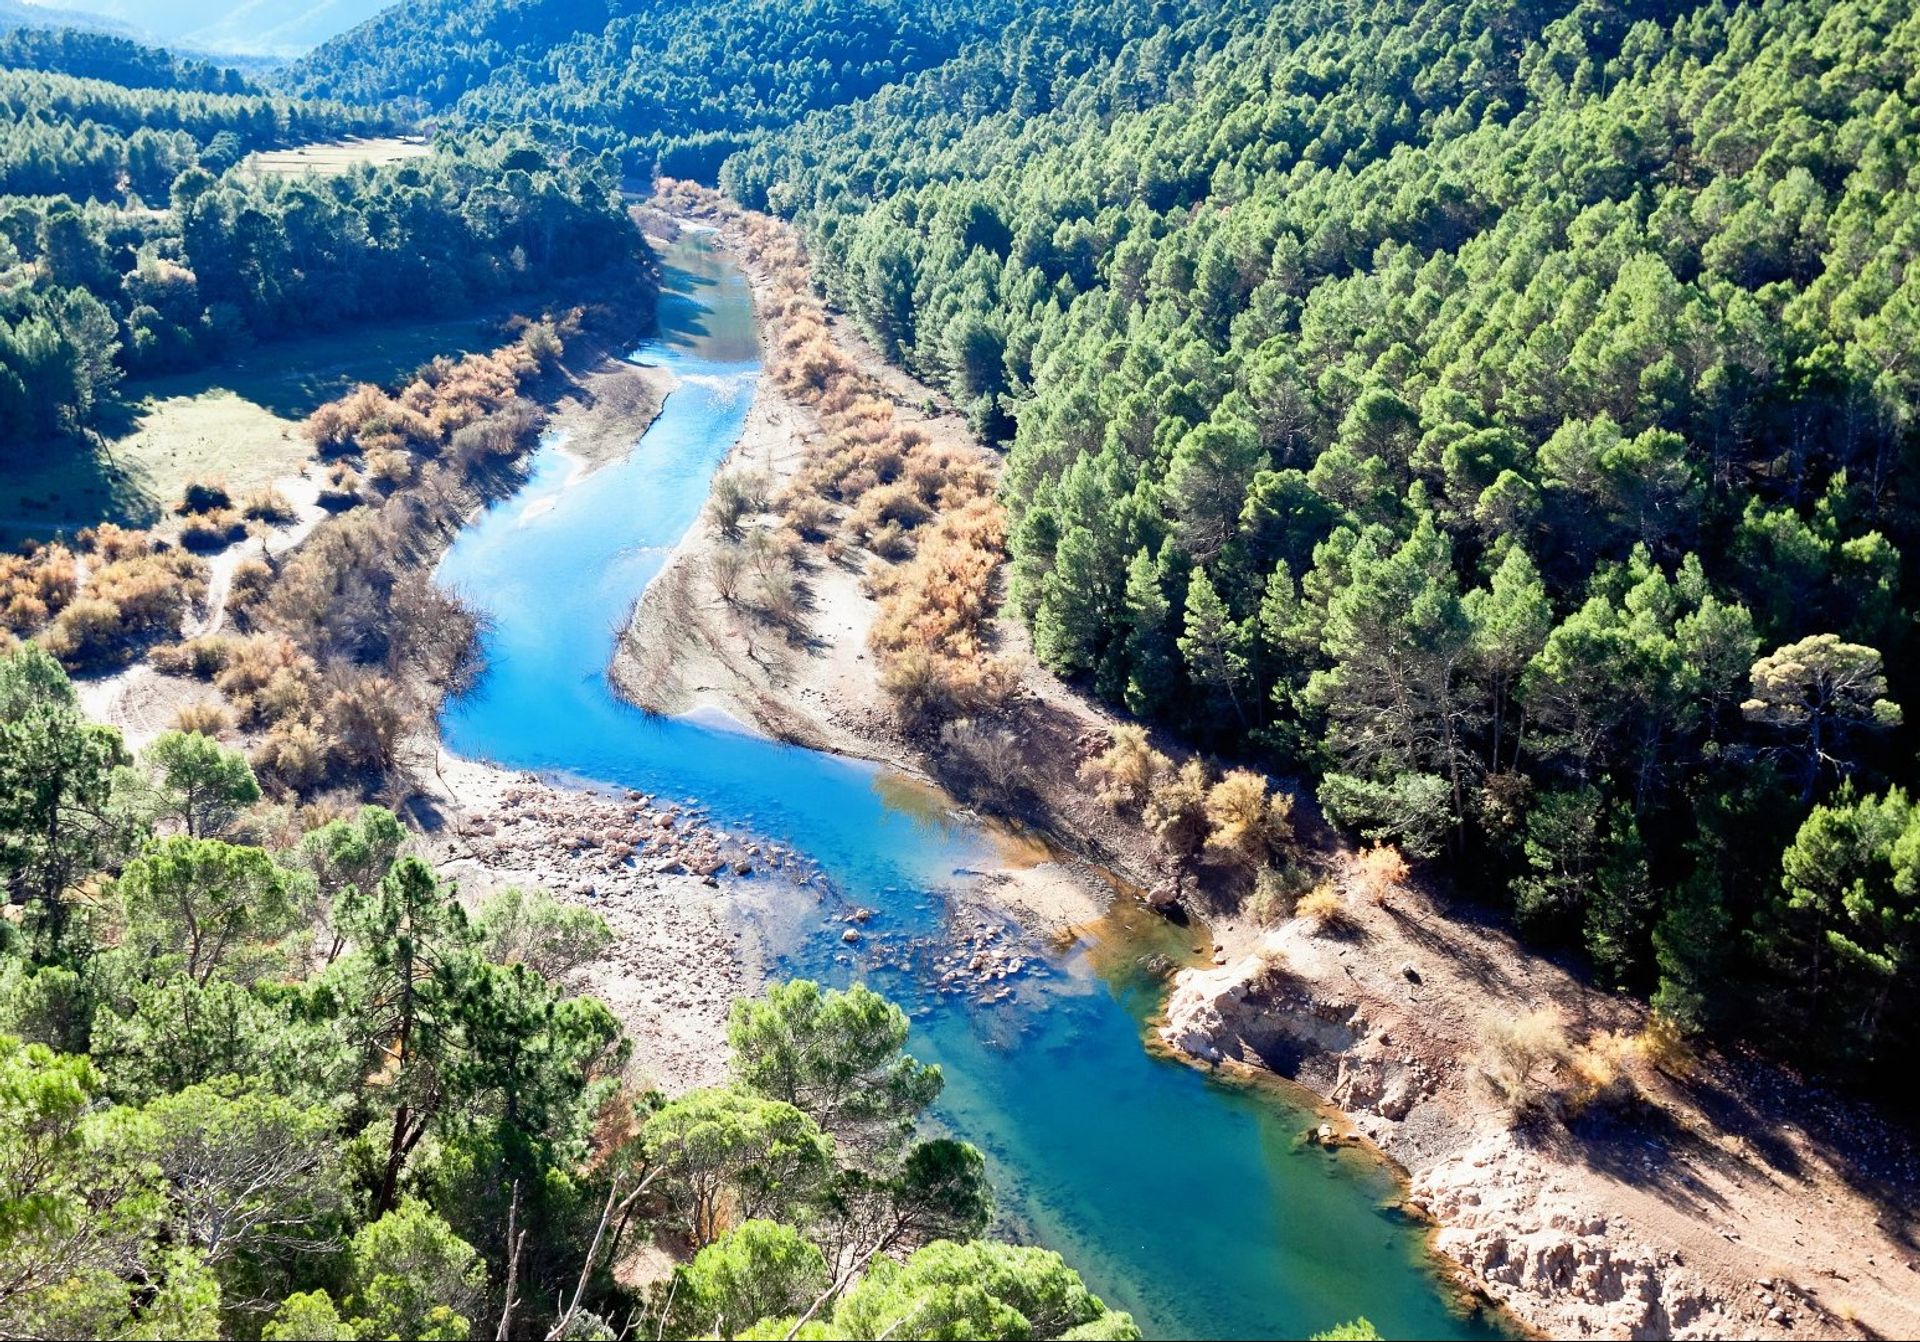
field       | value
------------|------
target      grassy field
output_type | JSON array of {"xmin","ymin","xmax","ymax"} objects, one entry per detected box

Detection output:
[
  {"xmin": 244, "ymin": 136, "xmax": 434, "ymax": 177},
  {"xmin": 0, "ymin": 309, "xmax": 506, "ymax": 548}
]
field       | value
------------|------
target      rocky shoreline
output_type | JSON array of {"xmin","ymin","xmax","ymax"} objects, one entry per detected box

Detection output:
[{"xmin": 1159, "ymin": 875, "xmax": 1920, "ymax": 1340}]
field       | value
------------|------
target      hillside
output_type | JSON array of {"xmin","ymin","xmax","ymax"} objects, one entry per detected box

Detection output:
[
  {"xmin": 707, "ymin": 0, "xmax": 1920, "ymax": 1080},
  {"xmin": 284, "ymin": 0, "xmax": 1023, "ymax": 178}
]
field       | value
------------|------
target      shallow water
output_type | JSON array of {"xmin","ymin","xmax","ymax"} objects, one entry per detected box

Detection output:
[{"xmin": 437, "ymin": 231, "xmax": 1507, "ymax": 1341}]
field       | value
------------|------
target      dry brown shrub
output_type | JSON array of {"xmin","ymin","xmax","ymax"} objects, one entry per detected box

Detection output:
[
  {"xmin": 318, "ymin": 463, "xmax": 363, "ymax": 511},
  {"xmin": 254, "ymin": 719, "xmax": 328, "ymax": 792},
  {"xmin": 217, "ymin": 634, "xmax": 313, "ymax": 723},
  {"xmin": 939, "ymin": 717, "xmax": 1023, "ymax": 800},
  {"xmin": 178, "ymin": 479, "xmax": 232, "ymax": 514},
  {"xmin": 1562, "ymin": 1031, "xmax": 1641, "ymax": 1118},
  {"xmin": 1480, "ymin": 1010, "xmax": 1571, "ymax": 1116},
  {"xmin": 1145, "ymin": 759, "xmax": 1213, "ymax": 865},
  {"xmin": 39, "ymin": 596, "xmax": 123, "ymax": 665},
  {"xmin": 853, "ymin": 482, "xmax": 933, "ymax": 533},
  {"xmin": 151, "ymin": 635, "xmax": 234, "ymax": 679},
  {"xmin": 366, "ymin": 448, "xmax": 418, "ymax": 489},
  {"xmin": 324, "ymin": 671, "xmax": 412, "ymax": 772},
  {"xmin": 1204, "ymin": 769, "xmax": 1296, "ymax": 870},
  {"xmin": 1079, "ymin": 725, "xmax": 1169, "ymax": 812},
  {"xmin": 240, "ymin": 487, "xmax": 297, "ymax": 524},
  {"xmin": 1294, "ymin": 882, "xmax": 1349, "ymax": 930},
  {"xmin": 180, "ymin": 509, "xmax": 246, "ymax": 552},
  {"xmin": 1352, "ymin": 843, "xmax": 1411, "ymax": 905},
  {"xmin": 0, "ymin": 544, "xmax": 77, "ymax": 634},
  {"xmin": 781, "ymin": 492, "xmax": 836, "ymax": 541},
  {"xmin": 172, "ymin": 701, "xmax": 231, "ymax": 736},
  {"xmin": 1637, "ymin": 1013, "xmax": 1696, "ymax": 1079},
  {"xmin": 229, "ymin": 558, "xmax": 274, "ymax": 616}
]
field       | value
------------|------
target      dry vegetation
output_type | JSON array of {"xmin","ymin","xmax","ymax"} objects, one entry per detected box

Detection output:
[
  {"xmin": 119, "ymin": 319, "xmax": 572, "ymax": 800},
  {"xmin": 658, "ymin": 179, "xmax": 1010, "ymax": 727},
  {"xmin": 0, "ymin": 523, "xmax": 207, "ymax": 670},
  {"xmin": 1477, "ymin": 1009, "xmax": 1655, "ymax": 1121},
  {"xmin": 1079, "ymin": 723, "xmax": 1315, "ymax": 914}
]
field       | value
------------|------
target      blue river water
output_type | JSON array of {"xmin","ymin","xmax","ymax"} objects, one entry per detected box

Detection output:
[{"xmin": 436, "ymin": 231, "xmax": 1506, "ymax": 1341}]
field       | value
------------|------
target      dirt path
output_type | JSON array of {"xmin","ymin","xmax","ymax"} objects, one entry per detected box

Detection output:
[{"xmin": 74, "ymin": 469, "xmax": 329, "ymax": 750}]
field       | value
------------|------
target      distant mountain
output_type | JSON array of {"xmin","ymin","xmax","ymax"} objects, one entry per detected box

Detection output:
[
  {"xmin": 18, "ymin": 0, "xmax": 392, "ymax": 57},
  {"xmin": 0, "ymin": 0, "xmax": 136, "ymax": 34}
]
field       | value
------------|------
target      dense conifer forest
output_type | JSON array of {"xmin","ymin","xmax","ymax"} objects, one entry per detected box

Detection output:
[
  {"xmin": 726, "ymin": 0, "xmax": 1920, "ymax": 1071},
  {"xmin": 0, "ymin": 28, "xmax": 641, "ymax": 441}
]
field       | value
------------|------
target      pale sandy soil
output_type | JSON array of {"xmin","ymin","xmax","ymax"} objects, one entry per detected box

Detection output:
[
  {"xmin": 545, "ymin": 339, "xmax": 678, "ymax": 471},
  {"xmin": 75, "ymin": 468, "xmax": 328, "ymax": 750},
  {"xmin": 410, "ymin": 751, "xmax": 759, "ymax": 1092}
]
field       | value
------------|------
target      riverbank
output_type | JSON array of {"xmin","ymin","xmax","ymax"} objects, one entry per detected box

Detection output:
[
  {"xmin": 1162, "ymin": 856, "xmax": 1920, "ymax": 1340},
  {"xmin": 612, "ymin": 204, "xmax": 1158, "ymax": 937},
  {"xmin": 611, "ymin": 195, "xmax": 1920, "ymax": 1340}
]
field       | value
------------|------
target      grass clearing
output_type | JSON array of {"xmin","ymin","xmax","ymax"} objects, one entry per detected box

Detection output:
[
  {"xmin": 244, "ymin": 136, "xmax": 434, "ymax": 177},
  {"xmin": 0, "ymin": 308, "xmax": 507, "ymax": 548}
]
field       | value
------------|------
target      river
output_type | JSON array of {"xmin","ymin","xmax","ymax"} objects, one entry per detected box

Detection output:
[{"xmin": 435, "ymin": 229, "xmax": 1507, "ymax": 1341}]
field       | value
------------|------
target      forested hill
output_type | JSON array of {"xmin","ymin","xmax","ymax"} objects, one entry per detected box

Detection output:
[
  {"xmin": 289, "ymin": 0, "xmax": 1920, "ymax": 1073},
  {"xmin": 721, "ymin": 0, "xmax": 1920, "ymax": 1072},
  {"xmin": 282, "ymin": 0, "xmax": 1022, "ymax": 179},
  {"xmin": 0, "ymin": 32, "xmax": 641, "ymax": 443},
  {"xmin": 0, "ymin": 25, "xmax": 255, "ymax": 93}
]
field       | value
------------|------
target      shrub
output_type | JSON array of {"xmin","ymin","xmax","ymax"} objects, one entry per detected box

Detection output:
[
  {"xmin": 1637, "ymin": 1013, "xmax": 1696, "ymax": 1078},
  {"xmin": 749, "ymin": 567, "xmax": 802, "ymax": 628},
  {"xmin": 710, "ymin": 544, "xmax": 746, "ymax": 603},
  {"xmin": 151, "ymin": 635, "xmax": 234, "ymax": 679},
  {"xmin": 708, "ymin": 472, "xmax": 770, "ymax": 539},
  {"xmin": 179, "ymin": 480, "xmax": 232, "ymax": 514},
  {"xmin": 180, "ymin": 509, "xmax": 247, "ymax": 552},
  {"xmin": 317, "ymin": 465, "xmax": 363, "ymax": 512},
  {"xmin": 1293, "ymin": 882, "xmax": 1349, "ymax": 930},
  {"xmin": 229, "ymin": 559, "xmax": 274, "ymax": 616},
  {"xmin": 867, "ymin": 519, "xmax": 914, "ymax": 561},
  {"xmin": 1080, "ymin": 725, "xmax": 1169, "ymax": 812},
  {"xmin": 254, "ymin": 720, "xmax": 328, "ymax": 792},
  {"xmin": 521, "ymin": 320, "xmax": 563, "ymax": 365},
  {"xmin": 1562, "ymin": 1031, "xmax": 1640, "ymax": 1118},
  {"xmin": 781, "ymin": 492, "xmax": 835, "ymax": 541},
  {"xmin": 39, "ymin": 595, "xmax": 124, "ymax": 666},
  {"xmin": 1204, "ymin": 769, "xmax": 1296, "ymax": 870},
  {"xmin": 1351, "ymin": 843, "xmax": 1411, "ymax": 905},
  {"xmin": 324, "ymin": 672, "xmax": 412, "ymax": 773},
  {"xmin": 366, "ymin": 448, "xmax": 417, "ymax": 489},
  {"xmin": 1480, "ymin": 1010, "xmax": 1570, "ymax": 1116},
  {"xmin": 940, "ymin": 718, "xmax": 1023, "ymax": 801},
  {"xmin": 1145, "ymin": 759, "xmax": 1213, "ymax": 865},
  {"xmin": 1247, "ymin": 863, "xmax": 1313, "ymax": 925},
  {"xmin": 240, "ymin": 487, "xmax": 297, "ymax": 524},
  {"xmin": 172, "ymin": 701, "xmax": 231, "ymax": 737}
]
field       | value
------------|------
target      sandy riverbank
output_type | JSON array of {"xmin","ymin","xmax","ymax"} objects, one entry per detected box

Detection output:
[{"xmin": 608, "ymin": 231, "xmax": 1119, "ymax": 939}]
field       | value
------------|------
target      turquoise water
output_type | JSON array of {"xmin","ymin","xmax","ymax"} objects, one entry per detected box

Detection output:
[{"xmin": 436, "ymin": 231, "xmax": 1505, "ymax": 1341}]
